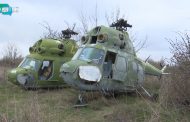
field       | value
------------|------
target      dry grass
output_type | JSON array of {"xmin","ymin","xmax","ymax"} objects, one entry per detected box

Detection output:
[
  {"xmin": 0, "ymin": 84, "xmax": 126, "ymax": 122},
  {"xmin": 0, "ymin": 72, "xmax": 190, "ymax": 122},
  {"xmin": 0, "ymin": 62, "xmax": 190, "ymax": 122},
  {"xmin": 0, "ymin": 67, "xmax": 5, "ymax": 82},
  {"xmin": 0, "ymin": 66, "xmax": 11, "ymax": 84}
]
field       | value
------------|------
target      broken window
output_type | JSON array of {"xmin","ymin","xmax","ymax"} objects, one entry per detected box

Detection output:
[
  {"xmin": 90, "ymin": 36, "xmax": 97, "ymax": 44},
  {"xmin": 104, "ymin": 51, "xmax": 116, "ymax": 64},
  {"xmin": 78, "ymin": 47, "xmax": 105, "ymax": 65}
]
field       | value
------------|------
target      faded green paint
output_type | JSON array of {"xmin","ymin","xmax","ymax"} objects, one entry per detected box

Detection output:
[
  {"xmin": 60, "ymin": 26, "xmax": 165, "ymax": 93},
  {"xmin": 83, "ymin": 26, "xmax": 135, "ymax": 55},
  {"xmin": 8, "ymin": 38, "xmax": 77, "ymax": 88}
]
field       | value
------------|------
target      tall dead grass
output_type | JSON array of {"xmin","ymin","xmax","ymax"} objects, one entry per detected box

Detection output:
[{"xmin": 143, "ymin": 32, "xmax": 190, "ymax": 122}]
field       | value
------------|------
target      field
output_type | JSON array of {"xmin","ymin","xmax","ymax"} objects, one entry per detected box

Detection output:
[{"xmin": 0, "ymin": 66, "xmax": 190, "ymax": 122}]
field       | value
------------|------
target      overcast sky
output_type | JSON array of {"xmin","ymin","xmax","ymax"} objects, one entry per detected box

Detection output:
[{"xmin": 1, "ymin": 0, "xmax": 190, "ymax": 61}]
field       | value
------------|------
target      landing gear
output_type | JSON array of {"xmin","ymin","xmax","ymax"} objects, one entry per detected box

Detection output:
[
  {"xmin": 138, "ymin": 85, "xmax": 159, "ymax": 101},
  {"xmin": 74, "ymin": 92, "xmax": 88, "ymax": 107}
]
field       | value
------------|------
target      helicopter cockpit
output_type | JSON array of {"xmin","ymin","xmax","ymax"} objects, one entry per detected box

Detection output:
[
  {"xmin": 72, "ymin": 47, "xmax": 105, "ymax": 65},
  {"xmin": 19, "ymin": 57, "xmax": 41, "ymax": 72},
  {"xmin": 18, "ymin": 57, "xmax": 54, "ymax": 81},
  {"xmin": 67, "ymin": 44, "xmax": 128, "ymax": 83}
]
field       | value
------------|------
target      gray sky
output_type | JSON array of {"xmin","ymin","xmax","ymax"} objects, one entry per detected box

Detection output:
[{"xmin": 1, "ymin": 0, "xmax": 190, "ymax": 60}]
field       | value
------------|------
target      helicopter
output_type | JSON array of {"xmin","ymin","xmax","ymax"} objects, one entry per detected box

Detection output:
[
  {"xmin": 7, "ymin": 28, "xmax": 78, "ymax": 89},
  {"xmin": 60, "ymin": 19, "xmax": 167, "ymax": 106}
]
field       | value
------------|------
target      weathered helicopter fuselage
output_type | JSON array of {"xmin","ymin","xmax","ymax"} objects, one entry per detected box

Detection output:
[
  {"xmin": 60, "ymin": 26, "xmax": 164, "ymax": 92},
  {"xmin": 8, "ymin": 38, "xmax": 77, "ymax": 88}
]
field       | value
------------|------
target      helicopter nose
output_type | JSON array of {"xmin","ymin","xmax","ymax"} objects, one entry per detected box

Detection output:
[
  {"xmin": 78, "ymin": 66, "xmax": 102, "ymax": 82},
  {"xmin": 60, "ymin": 71, "xmax": 76, "ymax": 87},
  {"xmin": 7, "ymin": 69, "xmax": 19, "ymax": 85},
  {"xmin": 16, "ymin": 74, "xmax": 28, "ymax": 85}
]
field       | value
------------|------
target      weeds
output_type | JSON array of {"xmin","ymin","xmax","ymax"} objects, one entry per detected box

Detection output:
[
  {"xmin": 165, "ymin": 32, "xmax": 190, "ymax": 109},
  {"xmin": 0, "ymin": 37, "xmax": 190, "ymax": 122}
]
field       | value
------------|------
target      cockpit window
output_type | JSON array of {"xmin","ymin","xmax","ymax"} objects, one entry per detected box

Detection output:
[
  {"xmin": 78, "ymin": 47, "xmax": 105, "ymax": 64},
  {"xmin": 72, "ymin": 48, "xmax": 83, "ymax": 60},
  {"xmin": 19, "ymin": 57, "xmax": 41, "ymax": 71}
]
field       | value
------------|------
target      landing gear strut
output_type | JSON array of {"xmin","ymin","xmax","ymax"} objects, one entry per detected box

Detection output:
[
  {"xmin": 74, "ymin": 91, "xmax": 88, "ymax": 107},
  {"xmin": 139, "ymin": 85, "xmax": 159, "ymax": 101}
]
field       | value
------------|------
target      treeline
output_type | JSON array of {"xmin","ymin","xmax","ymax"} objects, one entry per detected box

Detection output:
[{"xmin": 0, "ymin": 43, "xmax": 23, "ymax": 67}]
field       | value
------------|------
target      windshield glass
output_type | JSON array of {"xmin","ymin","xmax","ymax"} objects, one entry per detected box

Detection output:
[
  {"xmin": 19, "ymin": 57, "xmax": 41, "ymax": 71},
  {"xmin": 72, "ymin": 48, "xmax": 83, "ymax": 60},
  {"xmin": 78, "ymin": 47, "xmax": 105, "ymax": 64}
]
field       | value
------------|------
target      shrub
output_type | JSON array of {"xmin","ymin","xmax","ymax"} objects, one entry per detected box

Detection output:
[
  {"xmin": 163, "ymin": 32, "xmax": 190, "ymax": 109},
  {"xmin": 0, "ymin": 43, "xmax": 23, "ymax": 67}
]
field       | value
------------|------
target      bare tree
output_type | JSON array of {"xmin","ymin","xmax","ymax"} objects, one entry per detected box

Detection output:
[
  {"xmin": 40, "ymin": 21, "xmax": 79, "ymax": 41},
  {"xmin": 40, "ymin": 21, "xmax": 62, "ymax": 39},
  {"xmin": 169, "ymin": 32, "xmax": 190, "ymax": 65},
  {"xmin": 79, "ymin": 12, "xmax": 89, "ymax": 34},
  {"xmin": 105, "ymin": 8, "xmax": 122, "ymax": 26},
  {"xmin": 1, "ymin": 43, "xmax": 22, "ymax": 66},
  {"xmin": 78, "ymin": 2, "xmax": 100, "ymax": 34},
  {"xmin": 133, "ymin": 35, "xmax": 147, "ymax": 53},
  {"xmin": 165, "ymin": 32, "xmax": 190, "ymax": 108}
]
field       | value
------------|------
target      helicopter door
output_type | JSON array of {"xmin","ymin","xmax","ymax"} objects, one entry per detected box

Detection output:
[
  {"xmin": 39, "ymin": 60, "xmax": 53, "ymax": 80},
  {"xmin": 103, "ymin": 51, "xmax": 116, "ymax": 78},
  {"xmin": 137, "ymin": 64, "xmax": 144, "ymax": 84},
  {"xmin": 112, "ymin": 56, "xmax": 127, "ymax": 81}
]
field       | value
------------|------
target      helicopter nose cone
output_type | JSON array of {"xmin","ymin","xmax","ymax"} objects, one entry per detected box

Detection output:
[
  {"xmin": 7, "ymin": 69, "xmax": 18, "ymax": 85},
  {"xmin": 60, "ymin": 60, "xmax": 90, "ymax": 74},
  {"xmin": 60, "ymin": 72, "xmax": 73, "ymax": 86},
  {"xmin": 60, "ymin": 71, "xmax": 100, "ymax": 91},
  {"xmin": 60, "ymin": 61, "xmax": 79, "ymax": 87},
  {"xmin": 60, "ymin": 60, "xmax": 103, "ymax": 91},
  {"xmin": 60, "ymin": 61, "xmax": 78, "ymax": 74},
  {"xmin": 16, "ymin": 74, "xmax": 28, "ymax": 85},
  {"xmin": 60, "ymin": 66, "xmax": 100, "ymax": 83},
  {"xmin": 8, "ymin": 68, "xmax": 35, "ymax": 87}
]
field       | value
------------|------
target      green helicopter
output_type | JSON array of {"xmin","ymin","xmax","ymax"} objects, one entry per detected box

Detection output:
[
  {"xmin": 60, "ymin": 19, "xmax": 168, "ymax": 106},
  {"xmin": 8, "ymin": 28, "xmax": 78, "ymax": 89}
]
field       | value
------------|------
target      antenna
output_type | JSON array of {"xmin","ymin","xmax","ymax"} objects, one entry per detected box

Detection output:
[{"xmin": 145, "ymin": 55, "xmax": 151, "ymax": 63}]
